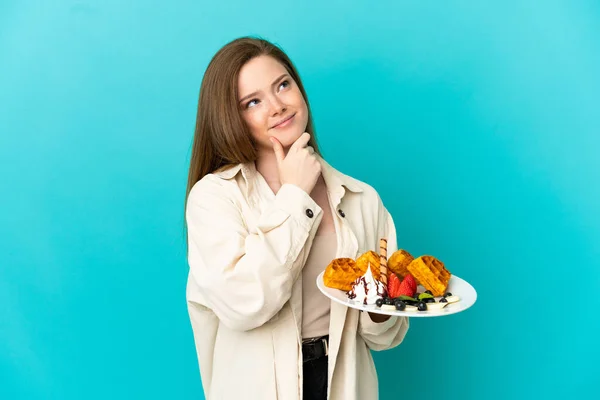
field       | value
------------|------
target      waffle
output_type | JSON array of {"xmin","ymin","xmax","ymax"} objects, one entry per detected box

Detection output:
[
  {"xmin": 406, "ymin": 255, "xmax": 451, "ymax": 296},
  {"xmin": 387, "ymin": 249, "xmax": 416, "ymax": 281},
  {"xmin": 355, "ymin": 250, "xmax": 381, "ymax": 282},
  {"xmin": 323, "ymin": 258, "xmax": 361, "ymax": 292}
]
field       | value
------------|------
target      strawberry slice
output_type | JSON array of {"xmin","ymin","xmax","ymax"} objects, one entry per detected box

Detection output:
[
  {"xmin": 403, "ymin": 274, "xmax": 417, "ymax": 294},
  {"xmin": 397, "ymin": 278, "xmax": 414, "ymax": 297},
  {"xmin": 387, "ymin": 273, "xmax": 402, "ymax": 298}
]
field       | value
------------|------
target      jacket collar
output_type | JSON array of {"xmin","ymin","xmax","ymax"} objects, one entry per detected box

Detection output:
[{"xmin": 213, "ymin": 155, "xmax": 364, "ymax": 199}]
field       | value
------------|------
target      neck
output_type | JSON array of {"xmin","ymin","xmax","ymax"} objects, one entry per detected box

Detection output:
[
  {"xmin": 255, "ymin": 147, "xmax": 326, "ymax": 195},
  {"xmin": 255, "ymin": 148, "xmax": 282, "ymax": 184}
]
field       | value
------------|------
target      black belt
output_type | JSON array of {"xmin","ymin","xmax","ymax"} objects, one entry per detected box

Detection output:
[{"xmin": 302, "ymin": 335, "xmax": 329, "ymax": 363}]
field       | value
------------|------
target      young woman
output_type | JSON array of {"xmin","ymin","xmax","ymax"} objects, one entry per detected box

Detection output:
[{"xmin": 185, "ymin": 37, "xmax": 409, "ymax": 400}]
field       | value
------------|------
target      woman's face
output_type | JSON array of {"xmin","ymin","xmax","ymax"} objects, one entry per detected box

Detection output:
[{"xmin": 237, "ymin": 55, "xmax": 309, "ymax": 151}]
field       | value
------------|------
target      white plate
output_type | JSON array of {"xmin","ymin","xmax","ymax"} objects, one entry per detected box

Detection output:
[{"xmin": 316, "ymin": 271, "xmax": 477, "ymax": 318}]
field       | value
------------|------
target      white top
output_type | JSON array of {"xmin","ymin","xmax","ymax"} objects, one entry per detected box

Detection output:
[{"xmin": 301, "ymin": 233, "xmax": 337, "ymax": 339}]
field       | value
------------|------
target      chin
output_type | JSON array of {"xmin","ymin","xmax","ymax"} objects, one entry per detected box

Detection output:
[{"xmin": 277, "ymin": 130, "xmax": 304, "ymax": 148}]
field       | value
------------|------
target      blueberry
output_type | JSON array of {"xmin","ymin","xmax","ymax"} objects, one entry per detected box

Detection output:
[
  {"xmin": 444, "ymin": 292, "xmax": 453, "ymax": 297},
  {"xmin": 376, "ymin": 298, "xmax": 384, "ymax": 307},
  {"xmin": 384, "ymin": 297, "xmax": 394, "ymax": 305},
  {"xmin": 423, "ymin": 298, "xmax": 435, "ymax": 304},
  {"xmin": 417, "ymin": 301, "xmax": 427, "ymax": 311},
  {"xmin": 439, "ymin": 297, "xmax": 448, "ymax": 303},
  {"xmin": 425, "ymin": 290, "xmax": 433, "ymax": 295},
  {"xmin": 395, "ymin": 301, "xmax": 406, "ymax": 311}
]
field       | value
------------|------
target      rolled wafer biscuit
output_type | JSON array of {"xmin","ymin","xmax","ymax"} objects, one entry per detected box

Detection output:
[{"xmin": 379, "ymin": 238, "xmax": 388, "ymax": 286}]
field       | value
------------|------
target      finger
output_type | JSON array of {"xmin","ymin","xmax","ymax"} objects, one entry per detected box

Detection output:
[
  {"xmin": 306, "ymin": 146, "xmax": 314, "ymax": 155},
  {"xmin": 270, "ymin": 137, "xmax": 285, "ymax": 165},
  {"xmin": 290, "ymin": 132, "xmax": 311, "ymax": 152}
]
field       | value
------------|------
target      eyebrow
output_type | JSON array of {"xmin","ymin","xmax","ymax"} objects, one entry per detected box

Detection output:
[{"xmin": 238, "ymin": 73, "xmax": 289, "ymax": 104}]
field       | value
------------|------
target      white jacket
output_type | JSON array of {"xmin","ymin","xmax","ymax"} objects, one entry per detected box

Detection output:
[{"xmin": 186, "ymin": 155, "xmax": 409, "ymax": 399}]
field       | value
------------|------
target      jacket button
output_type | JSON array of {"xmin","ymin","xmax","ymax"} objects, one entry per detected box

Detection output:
[
  {"xmin": 338, "ymin": 209, "xmax": 345, "ymax": 218},
  {"xmin": 306, "ymin": 209, "xmax": 314, "ymax": 218}
]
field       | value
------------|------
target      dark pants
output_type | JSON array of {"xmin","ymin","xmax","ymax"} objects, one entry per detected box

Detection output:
[{"xmin": 303, "ymin": 355, "xmax": 328, "ymax": 400}]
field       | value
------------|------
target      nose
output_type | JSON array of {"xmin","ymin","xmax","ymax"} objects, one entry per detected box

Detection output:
[{"xmin": 269, "ymin": 95, "xmax": 286, "ymax": 116}]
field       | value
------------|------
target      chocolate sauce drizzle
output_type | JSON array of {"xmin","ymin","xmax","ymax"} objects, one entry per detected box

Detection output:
[
  {"xmin": 347, "ymin": 275, "xmax": 387, "ymax": 305},
  {"xmin": 347, "ymin": 276, "xmax": 363, "ymax": 301}
]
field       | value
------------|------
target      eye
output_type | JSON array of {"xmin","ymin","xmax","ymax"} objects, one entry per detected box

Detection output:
[
  {"xmin": 245, "ymin": 99, "xmax": 259, "ymax": 109},
  {"xmin": 278, "ymin": 80, "xmax": 290, "ymax": 91}
]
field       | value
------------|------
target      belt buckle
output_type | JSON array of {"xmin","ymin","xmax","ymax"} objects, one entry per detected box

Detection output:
[
  {"xmin": 303, "ymin": 336, "xmax": 319, "ymax": 344},
  {"xmin": 321, "ymin": 337, "xmax": 329, "ymax": 356}
]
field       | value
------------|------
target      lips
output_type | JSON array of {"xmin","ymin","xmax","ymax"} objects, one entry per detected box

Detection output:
[{"xmin": 271, "ymin": 113, "xmax": 296, "ymax": 129}]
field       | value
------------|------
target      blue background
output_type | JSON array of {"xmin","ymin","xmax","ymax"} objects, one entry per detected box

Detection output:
[{"xmin": 1, "ymin": 1, "xmax": 599, "ymax": 398}]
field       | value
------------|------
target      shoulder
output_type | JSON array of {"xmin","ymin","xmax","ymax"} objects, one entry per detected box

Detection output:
[
  {"xmin": 322, "ymin": 158, "xmax": 383, "ymax": 205},
  {"xmin": 345, "ymin": 173, "xmax": 380, "ymax": 199},
  {"xmin": 325, "ymin": 162, "xmax": 393, "ymax": 237},
  {"xmin": 187, "ymin": 164, "xmax": 243, "ymax": 206}
]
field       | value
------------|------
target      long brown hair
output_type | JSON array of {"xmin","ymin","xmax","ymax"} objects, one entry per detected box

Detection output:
[{"xmin": 185, "ymin": 37, "xmax": 320, "ymax": 204}]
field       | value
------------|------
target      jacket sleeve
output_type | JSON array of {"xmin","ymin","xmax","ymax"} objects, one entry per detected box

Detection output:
[
  {"xmin": 185, "ymin": 177, "xmax": 322, "ymax": 332},
  {"xmin": 358, "ymin": 205, "xmax": 410, "ymax": 351}
]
